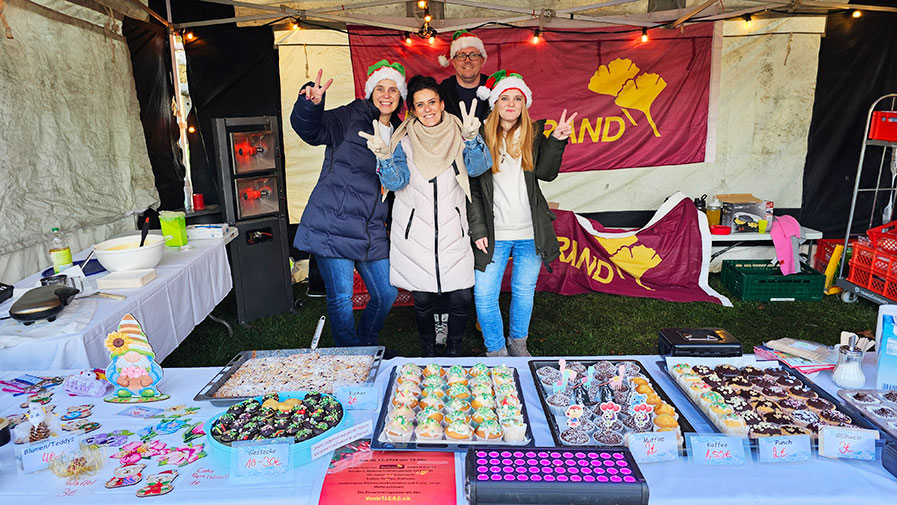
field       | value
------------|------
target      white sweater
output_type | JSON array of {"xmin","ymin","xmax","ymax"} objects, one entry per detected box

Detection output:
[{"xmin": 492, "ymin": 135, "xmax": 534, "ymax": 241}]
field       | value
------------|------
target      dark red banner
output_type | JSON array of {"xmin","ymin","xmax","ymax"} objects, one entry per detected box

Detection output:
[
  {"xmin": 506, "ymin": 195, "xmax": 729, "ymax": 305},
  {"xmin": 348, "ymin": 25, "xmax": 713, "ymax": 171}
]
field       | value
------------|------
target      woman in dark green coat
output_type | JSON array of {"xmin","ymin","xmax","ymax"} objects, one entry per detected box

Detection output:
[{"xmin": 467, "ymin": 70, "xmax": 576, "ymax": 357}]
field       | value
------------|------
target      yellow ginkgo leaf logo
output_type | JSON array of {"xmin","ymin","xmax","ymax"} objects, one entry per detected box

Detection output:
[
  {"xmin": 587, "ymin": 58, "xmax": 666, "ymax": 137},
  {"xmin": 588, "ymin": 58, "xmax": 640, "ymax": 98},
  {"xmin": 615, "ymin": 73, "xmax": 666, "ymax": 138}
]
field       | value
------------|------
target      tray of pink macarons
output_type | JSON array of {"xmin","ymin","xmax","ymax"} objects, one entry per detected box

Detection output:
[{"xmin": 371, "ymin": 363, "xmax": 535, "ymax": 451}]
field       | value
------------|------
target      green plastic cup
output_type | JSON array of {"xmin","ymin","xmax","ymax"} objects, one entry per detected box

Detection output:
[{"xmin": 159, "ymin": 211, "xmax": 188, "ymax": 247}]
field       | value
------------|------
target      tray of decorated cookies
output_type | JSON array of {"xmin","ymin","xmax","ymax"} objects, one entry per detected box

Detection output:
[
  {"xmin": 528, "ymin": 359, "xmax": 694, "ymax": 448},
  {"xmin": 205, "ymin": 391, "xmax": 353, "ymax": 468},
  {"xmin": 664, "ymin": 356, "xmax": 883, "ymax": 444},
  {"xmin": 838, "ymin": 389, "xmax": 897, "ymax": 441},
  {"xmin": 372, "ymin": 363, "xmax": 535, "ymax": 451}
]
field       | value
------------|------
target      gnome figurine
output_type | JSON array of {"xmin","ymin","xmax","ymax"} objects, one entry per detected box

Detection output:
[{"xmin": 104, "ymin": 314, "xmax": 168, "ymax": 402}]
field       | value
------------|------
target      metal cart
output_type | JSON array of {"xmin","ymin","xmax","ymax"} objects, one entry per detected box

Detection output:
[{"xmin": 836, "ymin": 93, "xmax": 897, "ymax": 304}]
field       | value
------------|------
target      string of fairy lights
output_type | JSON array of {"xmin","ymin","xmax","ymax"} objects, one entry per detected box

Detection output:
[{"xmin": 176, "ymin": 4, "xmax": 869, "ymax": 54}]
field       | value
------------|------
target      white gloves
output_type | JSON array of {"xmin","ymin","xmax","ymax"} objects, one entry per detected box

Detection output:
[
  {"xmin": 459, "ymin": 100, "xmax": 481, "ymax": 141},
  {"xmin": 357, "ymin": 120, "xmax": 391, "ymax": 159}
]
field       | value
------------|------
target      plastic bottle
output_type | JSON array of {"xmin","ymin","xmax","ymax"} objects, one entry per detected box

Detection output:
[{"xmin": 49, "ymin": 227, "xmax": 73, "ymax": 273}]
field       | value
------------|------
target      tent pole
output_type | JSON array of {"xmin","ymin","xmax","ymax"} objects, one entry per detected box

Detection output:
[{"xmin": 166, "ymin": 0, "xmax": 193, "ymax": 213}]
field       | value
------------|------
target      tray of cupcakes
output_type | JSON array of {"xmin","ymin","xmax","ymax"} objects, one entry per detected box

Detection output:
[
  {"xmin": 664, "ymin": 356, "xmax": 883, "ymax": 443},
  {"xmin": 838, "ymin": 389, "xmax": 897, "ymax": 441},
  {"xmin": 372, "ymin": 363, "xmax": 535, "ymax": 451},
  {"xmin": 205, "ymin": 391, "xmax": 352, "ymax": 467},
  {"xmin": 528, "ymin": 359, "xmax": 694, "ymax": 448}
]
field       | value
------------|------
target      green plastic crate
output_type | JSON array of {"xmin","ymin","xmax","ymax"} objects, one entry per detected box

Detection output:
[{"xmin": 721, "ymin": 260, "xmax": 825, "ymax": 301}]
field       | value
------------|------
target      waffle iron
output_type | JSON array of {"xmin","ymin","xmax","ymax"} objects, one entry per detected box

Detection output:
[{"xmin": 8, "ymin": 285, "xmax": 80, "ymax": 325}]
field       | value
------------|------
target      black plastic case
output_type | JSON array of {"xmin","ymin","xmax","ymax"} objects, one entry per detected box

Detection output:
[{"xmin": 657, "ymin": 328, "xmax": 742, "ymax": 357}]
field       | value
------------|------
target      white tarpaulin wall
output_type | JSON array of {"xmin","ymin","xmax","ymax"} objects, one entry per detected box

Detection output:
[
  {"xmin": 278, "ymin": 16, "xmax": 825, "ymax": 224},
  {"xmin": 0, "ymin": 0, "xmax": 159, "ymax": 283}
]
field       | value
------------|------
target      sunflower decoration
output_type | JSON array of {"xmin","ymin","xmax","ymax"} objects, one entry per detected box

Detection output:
[{"xmin": 104, "ymin": 331, "xmax": 134, "ymax": 355}]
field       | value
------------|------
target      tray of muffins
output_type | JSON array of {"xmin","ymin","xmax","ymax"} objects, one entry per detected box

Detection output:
[
  {"xmin": 664, "ymin": 357, "xmax": 883, "ymax": 443},
  {"xmin": 528, "ymin": 359, "xmax": 694, "ymax": 448},
  {"xmin": 372, "ymin": 363, "xmax": 535, "ymax": 451},
  {"xmin": 838, "ymin": 389, "xmax": 897, "ymax": 441}
]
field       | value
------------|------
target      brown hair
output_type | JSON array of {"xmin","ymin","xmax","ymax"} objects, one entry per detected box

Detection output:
[{"xmin": 483, "ymin": 104, "xmax": 534, "ymax": 173}]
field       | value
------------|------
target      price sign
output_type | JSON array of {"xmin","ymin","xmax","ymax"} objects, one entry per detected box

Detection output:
[
  {"xmin": 819, "ymin": 426, "xmax": 879, "ymax": 461},
  {"xmin": 231, "ymin": 439, "xmax": 292, "ymax": 483},
  {"xmin": 310, "ymin": 420, "xmax": 372, "ymax": 460},
  {"xmin": 687, "ymin": 435, "xmax": 748, "ymax": 466},
  {"xmin": 628, "ymin": 431, "xmax": 680, "ymax": 463},
  {"xmin": 757, "ymin": 435, "xmax": 811, "ymax": 463},
  {"xmin": 18, "ymin": 433, "xmax": 80, "ymax": 474},
  {"xmin": 333, "ymin": 384, "xmax": 380, "ymax": 411}
]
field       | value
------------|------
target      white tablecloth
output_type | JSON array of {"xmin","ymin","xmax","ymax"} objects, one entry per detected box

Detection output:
[
  {"xmin": 0, "ymin": 238, "xmax": 232, "ymax": 370},
  {"xmin": 0, "ymin": 356, "xmax": 895, "ymax": 504}
]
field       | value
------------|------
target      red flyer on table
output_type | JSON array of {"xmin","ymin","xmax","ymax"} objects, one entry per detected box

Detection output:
[{"xmin": 319, "ymin": 441, "xmax": 456, "ymax": 505}]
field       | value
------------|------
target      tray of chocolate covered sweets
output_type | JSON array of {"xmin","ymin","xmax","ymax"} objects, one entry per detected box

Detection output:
[
  {"xmin": 838, "ymin": 389, "xmax": 897, "ymax": 441},
  {"xmin": 664, "ymin": 357, "xmax": 882, "ymax": 442},
  {"xmin": 372, "ymin": 362, "xmax": 535, "ymax": 451},
  {"xmin": 529, "ymin": 359, "xmax": 694, "ymax": 448}
]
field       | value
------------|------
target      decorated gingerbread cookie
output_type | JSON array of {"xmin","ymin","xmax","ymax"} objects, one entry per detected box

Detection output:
[
  {"xmin": 61, "ymin": 404, "xmax": 94, "ymax": 421},
  {"xmin": 157, "ymin": 443, "xmax": 206, "ymax": 467},
  {"xmin": 138, "ymin": 418, "xmax": 189, "ymax": 441},
  {"xmin": 106, "ymin": 463, "xmax": 147, "ymax": 488},
  {"xmin": 20, "ymin": 391, "xmax": 53, "ymax": 408},
  {"xmin": 62, "ymin": 419, "xmax": 101, "ymax": 433},
  {"xmin": 112, "ymin": 441, "xmax": 169, "ymax": 465},
  {"xmin": 136, "ymin": 470, "xmax": 178, "ymax": 498},
  {"xmin": 154, "ymin": 405, "xmax": 200, "ymax": 419},
  {"xmin": 85, "ymin": 430, "xmax": 134, "ymax": 449}
]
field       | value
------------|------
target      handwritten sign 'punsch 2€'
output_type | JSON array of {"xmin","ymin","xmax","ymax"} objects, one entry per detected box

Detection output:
[
  {"xmin": 757, "ymin": 435, "xmax": 811, "ymax": 464},
  {"xmin": 819, "ymin": 427, "xmax": 879, "ymax": 461}
]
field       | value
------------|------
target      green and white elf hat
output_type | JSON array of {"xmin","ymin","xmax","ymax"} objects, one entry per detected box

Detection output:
[
  {"xmin": 476, "ymin": 69, "xmax": 532, "ymax": 109},
  {"xmin": 438, "ymin": 30, "xmax": 487, "ymax": 67},
  {"xmin": 364, "ymin": 59, "xmax": 408, "ymax": 100}
]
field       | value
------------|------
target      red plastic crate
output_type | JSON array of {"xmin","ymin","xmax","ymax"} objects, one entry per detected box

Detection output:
[
  {"xmin": 869, "ymin": 111, "xmax": 897, "ymax": 142},
  {"xmin": 848, "ymin": 243, "xmax": 897, "ymax": 301},
  {"xmin": 867, "ymin": 220, "xmax": 897, "ymax": 253},
  {"xmin": 352, "ymin": 271, "xmax": 414, "ymax": 310},
  {"xmin": 813, "ymin": 238, "xmax": 857, "ymax": 271}
]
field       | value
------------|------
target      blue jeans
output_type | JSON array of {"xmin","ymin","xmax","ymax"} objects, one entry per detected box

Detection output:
[
  {"xmin": 315, "ymin": 256, "xmax": 397, "ymax": 347},
  {"xmin": 474, "ymin": 240, "xmax": 543, "ymax": 352}
]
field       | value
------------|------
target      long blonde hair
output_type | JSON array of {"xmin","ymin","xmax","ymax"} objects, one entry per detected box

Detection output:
[{"xmin": 484, "ymin": 105, "xmax": 534, "ymax": 173}]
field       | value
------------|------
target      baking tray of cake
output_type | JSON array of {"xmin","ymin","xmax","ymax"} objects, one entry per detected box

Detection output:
[
  {"xmin": 837, "ymin": 389, "xmax": 897, "ymax": 441},
  {"xmin": 372, "ymin": 363, "xmax": 536, "ymax": 452},
  {"xmin": 193, "ymin": 346, "xmax": 385, "ymax": 406},
  {"xmin": 661, "ymin": 357, "xmax": 884, "ymax": 445},
  {"xmin": 528, "ymin": 359, "xmax": 695, "ymax": 448}
]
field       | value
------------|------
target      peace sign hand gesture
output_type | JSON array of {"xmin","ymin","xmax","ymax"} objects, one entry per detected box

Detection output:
[
  {"xmin": 459, "ymin": 101, "xmax": 481, "ymax": 141},
  {"xmin": 551, "ymin": 109, "xmax": 578, "ymax": 140},
  {"xmin": 358, "ymin": 120, "xmax": 391, "ymax": 159},
  {"xmin": 300, "ymin": 69, "xmax": 333, "ymax": 105}
]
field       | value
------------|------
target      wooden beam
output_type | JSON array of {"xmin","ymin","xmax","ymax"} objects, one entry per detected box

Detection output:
[
  {"xmin": 671, "ymin": 0, "xmax": 720, "ymax": 28},
  {"xmin": 124, "ymin": 0, "xmax": 169, "ymax": 27}
]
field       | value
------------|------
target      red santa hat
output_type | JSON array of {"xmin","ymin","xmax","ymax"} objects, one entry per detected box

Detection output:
[
  {"xmin": 476, "ymin": 69, "xmax": 533, "ymax": 109},
  {"xmin": 438, "ymin": 30, "xmax": 487, "ymax": 67}
]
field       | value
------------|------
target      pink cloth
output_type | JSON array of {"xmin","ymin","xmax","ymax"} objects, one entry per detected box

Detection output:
[{"xmin": 770, "ymin": 215, "xmax": 803, "ymax": 275}]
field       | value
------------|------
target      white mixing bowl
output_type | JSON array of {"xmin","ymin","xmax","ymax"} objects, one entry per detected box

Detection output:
[{"xmin": 94, "ymin": 234, "xmax": 165, "ymax": 272}]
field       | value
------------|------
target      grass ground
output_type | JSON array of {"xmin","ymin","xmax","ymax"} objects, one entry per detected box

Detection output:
[{"xmin": 161, "ymin": 275, "xmax": 879, "ymax": 368}]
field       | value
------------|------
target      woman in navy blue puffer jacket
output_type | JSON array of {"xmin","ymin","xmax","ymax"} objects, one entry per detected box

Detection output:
[{"xmin": 290, "ymin": 61, "xmax": 407, "ymax": 347}]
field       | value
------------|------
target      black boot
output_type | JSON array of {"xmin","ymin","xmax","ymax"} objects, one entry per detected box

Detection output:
[
  {"xmin": 420, "ymin": 335, "xmax": 437, "ymax": 357},
  {"xmin": 445, "ymin": 334, "xmax": 463, "ymax": 357}
]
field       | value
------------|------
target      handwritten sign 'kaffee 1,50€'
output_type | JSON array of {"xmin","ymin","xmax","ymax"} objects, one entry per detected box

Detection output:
[{"xmin": 687, "ymin": 435, "xmax": 748, "ymax": 466}]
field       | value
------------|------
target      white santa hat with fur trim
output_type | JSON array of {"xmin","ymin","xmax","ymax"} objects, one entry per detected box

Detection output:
[
  {"xmin": 476, "ymin": 69, "xmax": 533, "ymax": 109},
  {"xmin": 364, "ymin": 59, "xmax": 408, "ymax": 100},
  {"xmin": 438, "ymin": 30, "xmax": 487, "ymax": 67}
]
